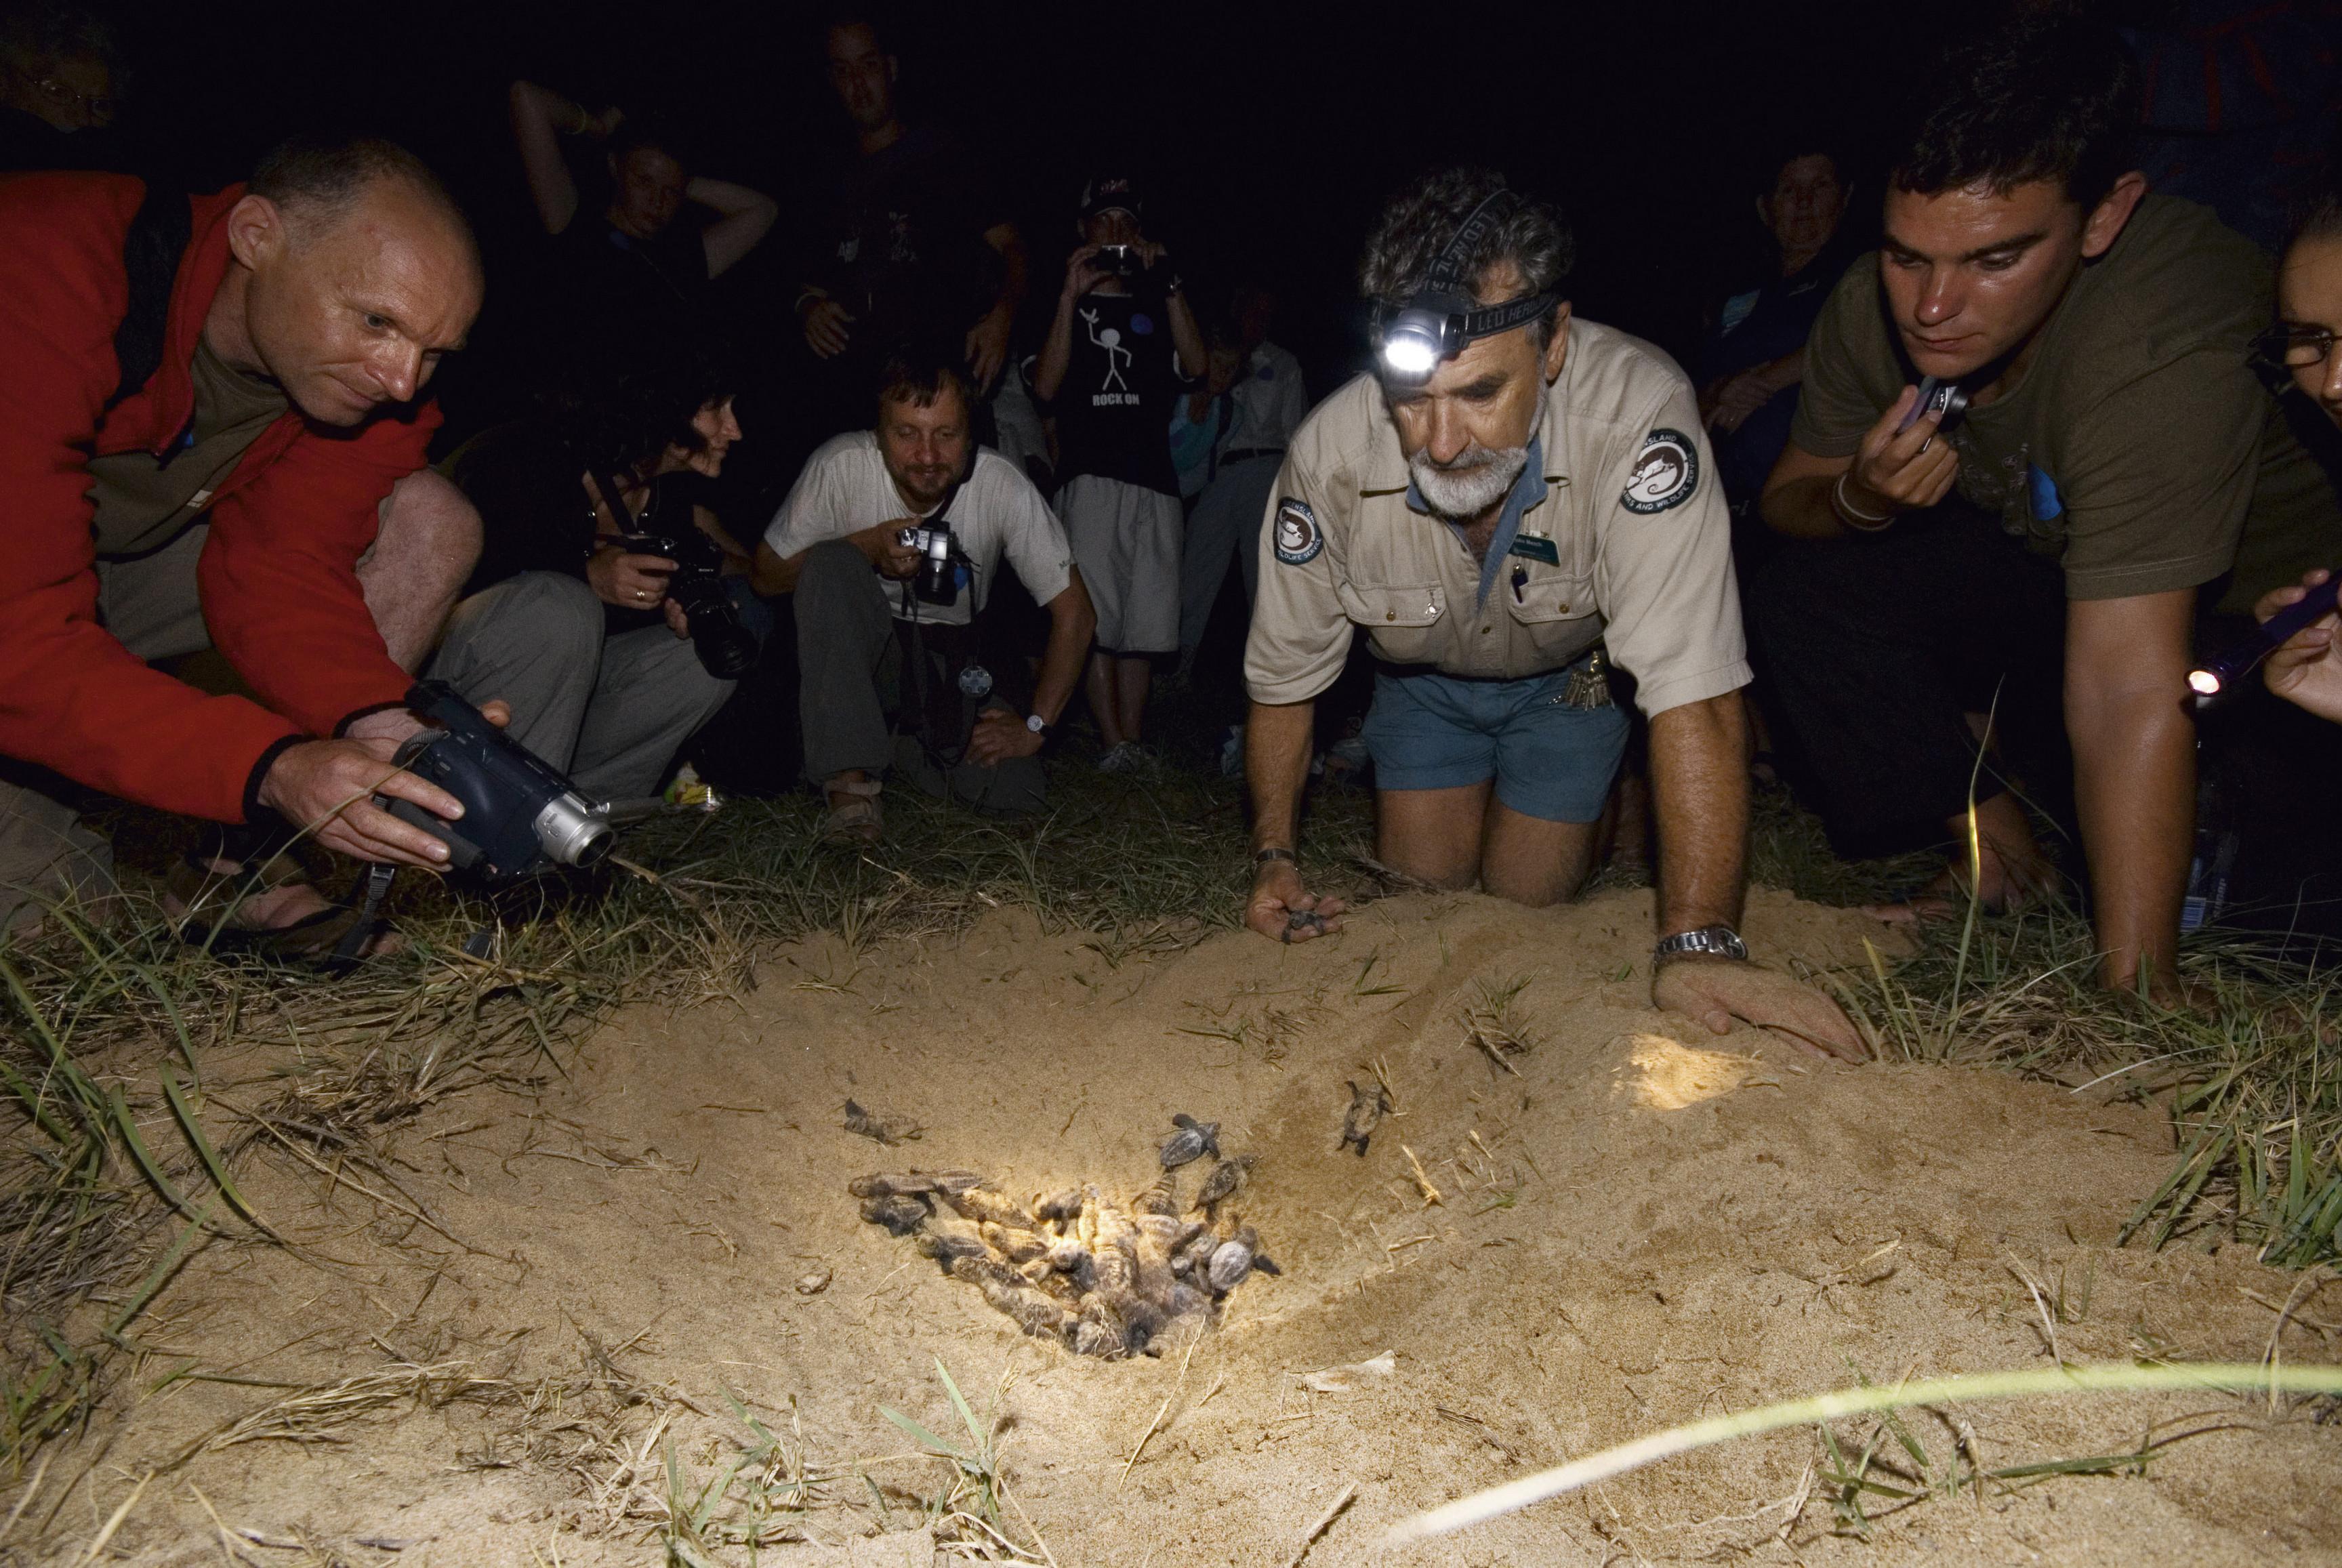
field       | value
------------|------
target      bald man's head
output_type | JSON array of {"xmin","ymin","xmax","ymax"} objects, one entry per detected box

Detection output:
[{"xmin": 223, "ymin": 135, "xmax": 484, "ymax": 426}]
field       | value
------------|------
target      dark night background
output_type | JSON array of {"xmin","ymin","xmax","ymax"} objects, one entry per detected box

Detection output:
[{"xmin": 95, "ymin": 0, "xmax": 1933, "ymax": 418}]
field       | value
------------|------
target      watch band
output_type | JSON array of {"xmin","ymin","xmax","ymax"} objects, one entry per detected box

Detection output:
[
  {"xmin": 1254, "ymin": 846, "xmax": 1297, "ymax": 867},
  {"xmin": 1652, "ymin": 924, "xmax": 1748, "ymax": 964}
]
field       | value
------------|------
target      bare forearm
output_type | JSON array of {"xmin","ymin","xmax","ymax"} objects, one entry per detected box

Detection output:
[
  {"xmin": 2070, "ymin": 691, "xmax": 2194, "ymax": 990},
  {"xmin": 751, "ymin": 541, "xmax": 802, "ymax": 597},
  {"xmin": 1246, "ymin": 699, "xmax": 1317, "ymax": 852},
  {"xmin": 1033, "ymin": 579, "xmax": 1096, "ymax": 726},
  {"xmin": 1034, "ymin": 292, "xmax": 1078, "ymax": 403},
  {"xmin": 1758, "ymin": 473, "xmax": 1849, "ymax": 541},
  {"xmin": 1649, "ymin": 692, "xmax": 1750, "ymax": 936},
  {"xmin": 689, "ymin": 177, "xmax": 777, "ymax": 278},
  {"xmin": 985, "ymin": 223, "xmax": 1027, "ymax": 323},
  {"xmin": 1168, "ymin": 291, "xmax": 1206, "ymax": 379},
  {"xmin": 508, "ymin": 79, "xmax": 583, "ymax": 234}
]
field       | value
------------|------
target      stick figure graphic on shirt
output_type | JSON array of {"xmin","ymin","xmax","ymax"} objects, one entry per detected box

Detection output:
[{"xmin": 1080, "ymin": 307, "xmax": 1130, "ymax": 393}]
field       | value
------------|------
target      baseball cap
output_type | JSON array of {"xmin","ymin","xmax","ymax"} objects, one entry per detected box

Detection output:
[{"xmin": 1078, "ymin": 174, "xmax": 1143, "ymax": 220}]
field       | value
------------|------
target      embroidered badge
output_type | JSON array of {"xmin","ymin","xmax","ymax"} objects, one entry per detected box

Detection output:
[
  {"xmin": 1273, "ymin": 497, "xmax": 1322, "ymax": 566},
  {"xmin": 1620, "ymin": 429, "xmax": 1699, "ymax": 514}
]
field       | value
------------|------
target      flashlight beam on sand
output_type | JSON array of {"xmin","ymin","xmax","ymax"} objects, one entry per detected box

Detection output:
[{"xmin": 1380, "ymin": 1361, "xmax": 2342, "ymax": 1548}]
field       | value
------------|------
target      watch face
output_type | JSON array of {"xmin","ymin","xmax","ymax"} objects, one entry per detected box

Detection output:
[{"xmin": 1025, "ymin": 715, "xmax": 1046, "ymax": 734}]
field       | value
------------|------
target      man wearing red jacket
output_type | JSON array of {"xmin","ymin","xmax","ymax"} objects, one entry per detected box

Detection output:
[{"xmin": 0, "ymin": 134, "xmax": 487, "ymax": 951}]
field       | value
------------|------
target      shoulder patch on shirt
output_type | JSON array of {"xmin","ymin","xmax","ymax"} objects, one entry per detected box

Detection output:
[
  {"xmin": 1621, "ymin": 428, "xmax": 1699, "ymax": 514},
  {"xmin": 1273, "ymin": 497, "xmax": 1323, "ymax": 566}
]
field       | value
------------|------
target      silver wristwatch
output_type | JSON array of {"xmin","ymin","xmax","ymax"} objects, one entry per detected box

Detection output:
[{"xmin": 1653, "ymin": 924, "xmax": 1748, "ymax": 965}]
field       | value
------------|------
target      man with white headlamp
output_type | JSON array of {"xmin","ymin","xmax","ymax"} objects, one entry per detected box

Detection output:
[{"xmin": 1241, "ymin": 169, "xmax": 1863, "ymax": 1060}]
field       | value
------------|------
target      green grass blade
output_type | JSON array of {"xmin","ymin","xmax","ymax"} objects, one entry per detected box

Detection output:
[{"xmin": 157, "ymin": 1065, "xmax": 272, "ymax": 1237}]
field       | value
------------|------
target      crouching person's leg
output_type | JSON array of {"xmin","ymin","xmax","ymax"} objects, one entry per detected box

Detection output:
[
  {"xmin": 426, "ymin": 572, "xmax": 605, "ymax": 775},
  {"xmin": 1361, "ymin": 659, "xmax": 1624, "ymax": 904},
  {"xmin": 361, "ymin": 469, "xmax": 482, "ymax": 673},
  {"xmin": 795, "ymin": 540, "xmax": 896, "ymax": 840},
  {"xmin": 945, "ymin": 706, "xmax": 1050, "ymax": 816},
  {"xmin": 571, "ymin": 622, "xmax": 735, "ymax": 801}
]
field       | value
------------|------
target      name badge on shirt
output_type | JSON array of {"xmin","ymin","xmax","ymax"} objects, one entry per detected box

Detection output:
[{"xmin": 1506, "ymin": 533, "xmax": 1561, "ymax": 566}]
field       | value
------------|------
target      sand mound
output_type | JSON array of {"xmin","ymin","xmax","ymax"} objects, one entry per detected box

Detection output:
[{"xmin": 30, "ymin": 886, "xmax": 2341, "ymax": 1565}]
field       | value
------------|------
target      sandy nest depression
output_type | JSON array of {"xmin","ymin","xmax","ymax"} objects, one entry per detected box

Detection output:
[{"xmin": 29, "ymin": 885, "xmax": 2342, "ymax": 1565}]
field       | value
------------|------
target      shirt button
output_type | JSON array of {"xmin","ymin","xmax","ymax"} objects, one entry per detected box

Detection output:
[
  {"xmin": 1385, "ymin": 610, "xmax": 1397, "ymax": 621},
  {"xmin": 1481, "ymin": 625, "xmax": 1492, "ymax": 636}
]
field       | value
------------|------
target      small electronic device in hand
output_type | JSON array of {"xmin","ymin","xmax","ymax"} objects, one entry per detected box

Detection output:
[
  {"xmin": 1897, "ymin": 376, "xmax": 1970, "ymax": 435},
  {"xmin": 611, "ymin": 523, "xmax": 760, "ymax": 678},
  {"xmin": 895, "ymin": 521, "xmax": 965, "ymax": 606},
  {"xmin": 2188, "ymin": 571, "xmax": 2342, "ymax": 702},
  {"xmin": 1096, "ymin": 243, "xmax": 1141, "ymax": 277},
  {"xmin": 380, "ymin": 682, "xmax": 613, "ymax": 879}
]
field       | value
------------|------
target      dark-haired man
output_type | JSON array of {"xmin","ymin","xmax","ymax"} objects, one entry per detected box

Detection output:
[
  {"xmin": 754, "ymin": 352, "xmax": 1095, "ymax": 839},
  {"xmin": 0, "ymin": 137, "xmax": 487, "ymax": 953},
  {"xmin": 796, "ymin": 18, "xmax": 1027, "ymax": 419},
  {"xmin": 1752, "ymin": 17, "xmax": 2341, "ymax": 999},
  {"xmin": 1244, "ymin": 167, "xmax": 1864, "ymax": 1060}
]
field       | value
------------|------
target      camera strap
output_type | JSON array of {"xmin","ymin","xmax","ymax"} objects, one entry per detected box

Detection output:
[{"xmin": 327, "ymin": 861, "xmax": 399, "ymax": 973}]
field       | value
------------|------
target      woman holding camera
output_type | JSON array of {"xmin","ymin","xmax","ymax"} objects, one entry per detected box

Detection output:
[{"xmin": 426, "ymin": 358, "xmax": 760, "ymax": 804}]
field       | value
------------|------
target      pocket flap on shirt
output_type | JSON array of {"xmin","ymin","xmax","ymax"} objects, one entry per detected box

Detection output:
[
  {"xmin": 1503, "ymin": 571, "xmax": 1595, "ymax": 626},
  {"xmin": 1340, "ymin": 581, "xmax": 1445, "ymax": 627}
]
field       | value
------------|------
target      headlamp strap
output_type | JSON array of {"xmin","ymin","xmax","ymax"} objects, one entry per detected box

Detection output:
[
  {"xmin": 1426, "ymin": 190, "xmax": 1519, "ymax": 296},
  {"xmin": 1381, "ymin": 188, "xmax": 1555, "ymax": 347}
]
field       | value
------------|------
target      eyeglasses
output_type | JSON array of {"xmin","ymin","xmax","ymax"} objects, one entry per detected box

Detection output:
[{"xmin": 2257, "ymin": 324, "xmax": 2341, "ymax": 369}]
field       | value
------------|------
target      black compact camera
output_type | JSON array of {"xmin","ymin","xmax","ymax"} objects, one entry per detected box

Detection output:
[
  {"xmin": 1096, "ymin": 243, "xmax": 1141, "ymax": 278},
  {"xmin": 611, "ymin": 522, "xmax": 760, "ymax": 678},
  {"xmin": 379, "ymin": 682, "xmax": 614, "ymax": 879},
  {"xmin": 895, "ymin": 521, "xmax": 966, "ymax": 606}
]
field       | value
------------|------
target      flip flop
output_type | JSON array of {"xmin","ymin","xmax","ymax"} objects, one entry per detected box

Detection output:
[{"xmin": 163, "ymin": 849, "xmax": 388, "ymax": 967}]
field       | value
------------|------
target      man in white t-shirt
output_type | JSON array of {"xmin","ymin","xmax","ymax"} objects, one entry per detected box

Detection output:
[{"xmin": 754, "ymin": 350, "xmax": 1096, "ymax": 840}]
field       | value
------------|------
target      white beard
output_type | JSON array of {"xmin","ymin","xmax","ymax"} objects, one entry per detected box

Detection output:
[{"xmin": 1406, "ymin": 389, "xmax": 1546, "ymax": 522}]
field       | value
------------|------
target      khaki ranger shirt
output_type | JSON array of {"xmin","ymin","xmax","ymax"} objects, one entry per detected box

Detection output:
[{"xmin": 1244, "ymin": 317, "xmax": 1752, "ymax": 718}]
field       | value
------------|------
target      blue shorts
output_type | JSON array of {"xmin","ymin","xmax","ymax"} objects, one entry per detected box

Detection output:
[{"xmin": 1360, "ymin": 657, "xmax": 1630, "ymax": 823}]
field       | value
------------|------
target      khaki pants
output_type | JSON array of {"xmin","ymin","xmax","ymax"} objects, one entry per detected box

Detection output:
[{"xmin": 1, "ymin": 524, "xmax": 234, "ymax": 930}]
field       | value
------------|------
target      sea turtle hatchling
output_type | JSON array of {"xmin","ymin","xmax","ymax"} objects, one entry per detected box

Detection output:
[
  {"xmin": 1338, "ymin": 1079, "xmax": 1392, "ymax": 1157},
  {"xmin": 1158, "ymin": 1113, "xmax": 1221, "ymax": 1170},
  {"xmin": 1282, "ymin": 908, "xmax": 1330, "ymax": 943},
  {"xmin": 858, "ymin": 1194, "xmax": 930, "ymax": 1235},
  {"xmin": 1189, "ymin": 1154, "xmax": 1256, "ymax": 1214}
]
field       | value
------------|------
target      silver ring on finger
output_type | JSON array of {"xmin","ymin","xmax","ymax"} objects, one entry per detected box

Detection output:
[{"xmin": 1918, "ymin": 436, "xmax": 1934, "ymax": 456}]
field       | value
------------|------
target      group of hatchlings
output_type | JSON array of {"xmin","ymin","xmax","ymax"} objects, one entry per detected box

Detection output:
[{"xmin": 849, "ymin": 1114, "xmax": 1278, "ymax": 1359}]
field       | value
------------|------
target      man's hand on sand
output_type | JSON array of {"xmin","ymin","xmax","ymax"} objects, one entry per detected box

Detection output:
[
  {"xmin": 1652, "ymin": 955, "xmax": 1868, "ymax": 1062},
  {"xmin": 1245, "ymin": 858, "xmax": 1345, "ymax": 944}
]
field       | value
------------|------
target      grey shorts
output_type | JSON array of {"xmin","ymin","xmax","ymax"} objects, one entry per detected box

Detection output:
[{"xmin": 1058, "ymin": 474, "xmax": 1181, "ymax": 654}]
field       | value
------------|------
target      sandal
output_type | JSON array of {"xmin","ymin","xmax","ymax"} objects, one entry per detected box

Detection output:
[
  {"xmin": 822, "ymin": 777, "xmax": 883, "ymax": 844},
  {"xmin": 163, "ymin": 846, "xmax": 388, "ymax": 967}
]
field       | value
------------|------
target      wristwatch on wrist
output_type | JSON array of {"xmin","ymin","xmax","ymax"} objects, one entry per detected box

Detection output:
[
  {"xmin": 1025, "ymin": 714, "xmax": 1048, "ymax": 738},
  {"xmin": 1653, "ymin": 924, "xmax": 1748, "ymax": 965}
]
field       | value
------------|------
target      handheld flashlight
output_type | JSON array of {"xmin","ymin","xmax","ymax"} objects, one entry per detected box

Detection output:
[
  {"xmin": 2187, "ymin": 572, "xmax": 2341, "ymax": 702},
  {"xmin": 1896, "ymin": 376, "xmax": 1970, "ymax": 435}
]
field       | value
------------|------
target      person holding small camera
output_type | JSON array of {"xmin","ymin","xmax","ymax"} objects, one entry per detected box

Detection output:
[
  {"xmin": 754, "ymin": 347, "xmax": 1096, "ymax": 842},
  {"xmin": 1032, "ymin": 174, "xmax": 1206, "ymax": 771},
  {"xmin": 424, "ymin": 356, "xmax": 756, "ymax": 804}
]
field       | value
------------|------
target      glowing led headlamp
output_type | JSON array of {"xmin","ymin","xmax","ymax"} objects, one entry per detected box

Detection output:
[{"xmin": 1372, "ymin": 190, "xmax": 1559, "ymax": 386}]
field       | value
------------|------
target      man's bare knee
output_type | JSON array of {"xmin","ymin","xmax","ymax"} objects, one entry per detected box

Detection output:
[{"xmin": 364, "ymin": 470, "xmax": 482, "ymax": 672}]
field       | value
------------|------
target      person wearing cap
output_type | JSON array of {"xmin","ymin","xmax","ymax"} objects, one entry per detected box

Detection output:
[
  {"xmin": 1243, "ymin": 167, "xmax": 1864, "ymax": 1062},
  {"xmin": 1032, "ymin": 173, "xmax": 1206, "ymax": 770}
]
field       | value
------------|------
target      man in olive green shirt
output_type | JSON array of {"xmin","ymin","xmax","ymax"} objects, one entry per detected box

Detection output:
[{"xmin": 1752, "ymin": 16, "xmax": 2341, "ymax": 1000}]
